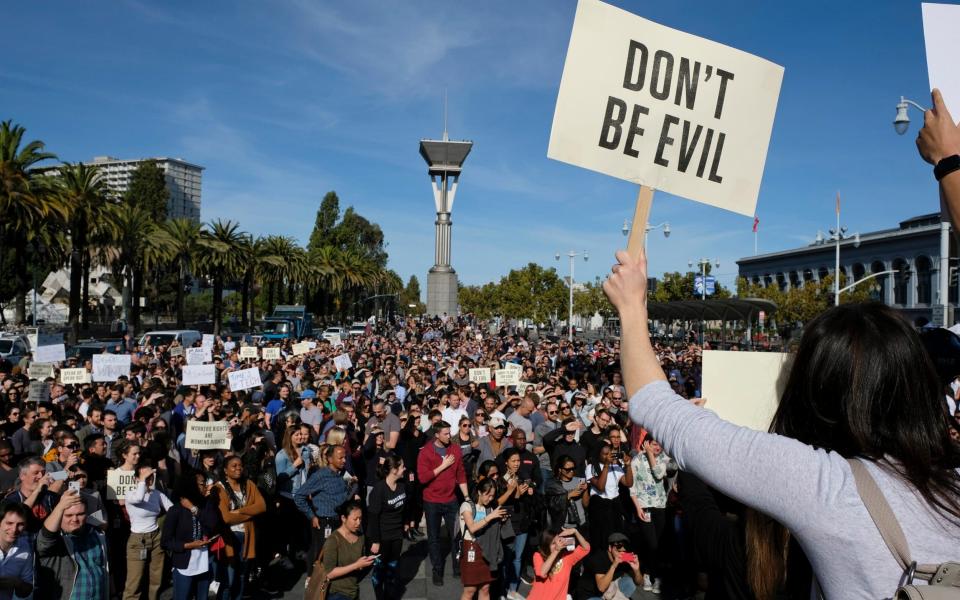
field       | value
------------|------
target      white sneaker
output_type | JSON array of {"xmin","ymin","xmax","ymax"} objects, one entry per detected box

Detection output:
[
  {"xmin": 506, "ymin": 591, "xmax": 525, "ymax": 600},
  {"xmin": 652, "ymin": 578, "xmax": 661, "ymax": 594},
  {"xmin": 643, "ymin": 574, "xmax": 653, "ymax": 591}
]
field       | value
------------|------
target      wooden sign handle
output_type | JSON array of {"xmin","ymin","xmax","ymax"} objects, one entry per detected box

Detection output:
[{"xmin": 626, "ymin": 185, "xmax": 655, "ymax": 261}]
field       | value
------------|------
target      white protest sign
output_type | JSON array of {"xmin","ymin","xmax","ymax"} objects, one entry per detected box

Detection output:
[
  {"xmin": 292, "ymin": 342, "xmax": 311, "ymax": 356},
  {"xmin": 333, "ymin": 353, "xmax": 353, "ymax": 372},
  {"xmin": 469, "ymin": 368, "xmax": 491, "ymax": 384},
  {"xmin": 34, "ymin": 344, "xmax": 66, "ymax": 364},
  {"xmin": 185, "ymin": 420, "xmax": 231, "ymax": 450},
  {"xmin": 92, "ymin": 354, "xmax": 131, "ymax": 382},
  {"xmin": 60, "ymin": 368, "xmax": 91, "ymax": 385},
  {"xmin": 495, "ymin": 369, "xmax": 520, "ymax": 386},
  {"xmin": 239, "ymin": 346, "xmax": 259, "ymax": 359},
  {"xmin": 701, "ymin": 350, "xmax": 792, "ymax": 431},
  {"xmin": 169, "ymin": 346, "xmax": 184, "ymax": 358},
  {"xmin": 262, "ymin": 347, "xmax": 281, "ymax": 360},
  {"xmin": 504, "ymin": 362, "xmax": 523, "ymax": 375},
  {"xmin": 28, "ymin": 363, "xmax": 55, "ymax": 381},
  {"xmin": 922, "ymin": 3, "xmax": 960, "ymax": 118},
  {"xmin": 223, "ymin": 341, "xmax": 236, "ymax": 352},
  {"xmin": 106, "ymin": 469, "xmax": 138, "ymax": 500},
  {"xmin": 548, "ymin": 0, "xmax": 783, "ymax": 217},
  {"xmin": 329, "ymin": 334, "xmax": 343, "ymax": 347},
  {"xmin": 516, "ymin": 382, "xmax": 534, "ymax": 395},
  {"xmin": 202, "ymin": 334, "xmax": 215, "ymax": 349},
  {"xmin": 182, "ymin": 364, "xmax": 216, "ymax": 386},
  {"xmin": 228, "ymin": 368, "xmax": 262, "ymax": 392},
  {"xmin": 186, "ymin": 347, "xmax": 211, "ymax": 366},
  {"xmin": 307, "ymin": 341, "xmax": 317, "ymax": 350}
]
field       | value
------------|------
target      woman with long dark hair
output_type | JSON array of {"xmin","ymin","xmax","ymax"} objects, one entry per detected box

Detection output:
[
  {"xmin": 162, "ymin": 471, "xmax": 221, "ymax": 600},
  {"xmin": 459, "ymin": 478, "xmax": 507, "ymax": 600},
  {"xmin": 366, "ymin": 455, "xmax": 407, "ymax": 600},
  {"xmin": 605, "ymin": 249, "xmax": 960, "ymax": 598},
  {"xmin": 585, "ymin": 442, "xmax": 632, "ymax": 552},
  {"xmin": 215, "ymin": 455, "xmax": 266, "ymax": 600}
]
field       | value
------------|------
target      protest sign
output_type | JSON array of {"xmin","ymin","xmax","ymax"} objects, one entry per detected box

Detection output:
[
  {"xmin": 169, "ymin": 345, "xmax": 184, "ymax": 358},
  {"xmin": 28, "ymin": 381, "xmax": 50, "ymax": 403},
  {"xmin": 922, "ymin": 3, "xmax": 960, "ymax": 117},
  {"xmin": 307, "ymin": 341, "xmax": 317, "ymax": 350},
  {"xmin": 262, "ymin": 347, "xmax": 281, "ymax": 360},
  {"xmin": 239, "ymin": 346, "xmax": 259, "ymax": 359},
  {"xmin": 469, "ymin": 368, "xmax": 491, "ymax": 384},
  {"xmin": 186, "ymin": 347, "xmax": 211, "ymax": 365},
  {"xmin": 548, "ymin": 0, "xmax": 783, "ymax": 220},
  {"xmin": 106, "ymin": 469, "xmax": 138, "ymax": 500},
  {"xmin": 185, "ymin": 421, "xmax": 231, "ymax": 450},
  {"xmin": 202, "ymin": 334, "xmax": 214, "ymax": 349},
  {"xmin": 333, "ymin": 353, "xmax": 353, "ymax": 371},
  {"xmin": 60, "ymin": 368, "xmax": 91, "ymax": 385},
  {"xmin": 34, "ymin": 344, "xmax": 66, "ymax": 364},
  {"xmin": 228, "ymin": 368, "xmax": 262, "ymax": 392},
  {"xmin": 28, "ymin": 363, "xmax": 54, "ymax": 381},
  {"xmin": 504, "ymin": 362, "xmax": 523, "ymax": 375},
  {"xmin": 223, "ymin": 341, "xmax": 236, "ymax": 352},
  {"xmin": 516, "ymin": 382, "xmax": 533, "ymax": 395},
  {"xmin": 182, "ymin": 364, "xmax": 216, "ymax": 386},
  {"xmin": 701, "ymin": 350, "xmax": 791, "ymax": 431},
  {"xmin": 329, "ymin": 333, "xmax": 343, "ymax": 347},
  {"xmin": 495, "ymin": 369, "xmax": 520, "ymax": 386},
  {"xmin": 92, "ymin": 354, "xmax": 131, "ymax": 382},
  {"xmin": 292, "ymin": 342, "xmax": 310, "ymax": 356}
]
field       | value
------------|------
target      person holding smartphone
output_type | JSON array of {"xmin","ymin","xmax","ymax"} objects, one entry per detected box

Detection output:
[
  {"xmin": 162, "ymin": 471, "xmax": 221, "ymax": 600},
  {"xmin": 527, "ymin": 527, "xmax": 590, "ymax": 600},
  {"xmin": 123, "ymin": 465, "xmax": 173, "ymax": 600}
]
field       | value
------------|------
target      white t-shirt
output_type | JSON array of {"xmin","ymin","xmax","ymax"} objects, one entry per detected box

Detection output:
[
  {"xmin": 459, "ymin": 501, "xmax": 488, "ymax": 541},
  {"xmin": 441, "ymin": 407, "xmax": 468, "ymax": 427},
  {"xmin": 585, "ymin": 462, "xmax": 625, "ymax": 499}
]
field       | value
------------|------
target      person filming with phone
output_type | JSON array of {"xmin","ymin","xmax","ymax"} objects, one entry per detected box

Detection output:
[
  {"xmin": 527, "ymin": 527, "xmax": 590, "ymax": 600},
  {"xmin": 574, "ymin": 533, "xmax": 643, "ymax": 600}
]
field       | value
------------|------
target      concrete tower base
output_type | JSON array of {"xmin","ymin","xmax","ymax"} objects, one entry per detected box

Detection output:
[{"xmin": 427, "ymin": 269, "xmax": 458, "ymax": 317}]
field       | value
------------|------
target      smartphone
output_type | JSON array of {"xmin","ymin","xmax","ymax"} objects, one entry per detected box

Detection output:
[
  {"xmin": 620, "ymin": 552, "xmax": 637, "ymax": 563},
  {"xmin": 559, "ymin": 537, "xmax": 575, "ymax": 550},
  {"xmin": 68, "ymin": 481, "xmax": 81, "ymax": 494},
  {"xmin": 206, "ymin": 534, "xmax": 221, "ymax": 544}
]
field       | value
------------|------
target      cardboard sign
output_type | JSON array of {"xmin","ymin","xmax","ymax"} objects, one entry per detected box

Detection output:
[
  {"xmin": 202, "ymin": 334, "xmax": 215, "ymax": 349},
  {"xmin": 239, "ymin": 346, "xmax": 259, "ymax": 359},
  {"xmin": 186, "ymin": 347, "xmax": 211, "ymax": 366},
  {"xmin": 106, "ymin": 469, "xmax": 138, "ymax": 500},
  {"xmin": 701, "ymin": 350, "xmax": 792, "ymax": 431},
  {"xmin": 329, "ymin": 334, "xmax": 343, "ymax": 347},
  {"xmin": 548, "ymin": 0, "xmax": 783, "ymax": 217},
  {"xmin": 28, "ymin": 363, "xmax": 55, "ymax": 381},
  {"xmin": 92, "ymin": 354, "xmax": 131, "ymax": 382},
  {"xmin": 292, "ymin": 342, "xmax": 311, "ymax": 356},
  {"xmin": 333, "ymin": 353, "xmax": 353, "ymax": 372},
  {"xmin": 28, "ymin": 381, "xmax": 50, "ymax": 403},
  {"xmin": 182, "ymin": 364, "xmax": 216, "ymax": 386},
  {"xmin": 228, "ymin": 368, "xmax": 262, "ymax": 392},
  {"xmin": 223, "ymin": 341, "xmax": 236, "ymax": 352},
  {"xmin": 60, "ymin": 368, "xmax": 91, "ymax": 385},
  {"xmin": 469, "ymin": 368, "xmax": 491, "ymax": 384},
  {"xmin": 516, "ymin": 382, "xmax": 534, "ymax": 395},
  {"xmin": 34, "ymin": 343, "xmax": 66, "ymax": 364},
  {"xmin": 169, "ymin": 346, "xmax": 184, "ymax": 358},
  {"xmin": 185, "ymin": 420, "xmax": 231, "ymax": 450},
  {"xmin": 923, "ymin": 3, "xmax": 960, "ymax": 117},
  {"xmin": 262, "ymin": 347, "xmax": 281, "ymax": 361},
  {"xmin": 495, "ymin": 369, "xmax": 520, "ymax": 386},
  {"xmin": 504, "ymin": 362, "xmax": 523, "ymax": 375},
  {"xmin": 307, "ymin": 341, "xmax": 317, "ymax": 350}
]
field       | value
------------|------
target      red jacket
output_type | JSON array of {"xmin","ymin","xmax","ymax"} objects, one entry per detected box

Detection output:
[{"xmin": 417, "ymin": 441, "xmax": 467, "ymax": 503}]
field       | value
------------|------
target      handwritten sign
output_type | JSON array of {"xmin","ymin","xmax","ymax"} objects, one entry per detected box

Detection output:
[
  {"xmin": 60, "ymin": 368, "xmax": 91, "ymax": 385},
  {"xmin": 92, "ymin": 354, "xmax": 131, "ymax": 382},
  {"xmin": 469, "ymin": 368, "xmax": 491, "ymax": 384},
  {"xmin": 186, "ymin": 347, "xmax": 211, "ymax": 366},
  {"xmin": 239, "ymin": 346, "xmax": 258, "ymax": 359},
  {"xmin": 28, "ymin": 363, "xmax": 55, "ymax": 381},
  {"xmin": 548, "ymin": 0, "xmax": 783, "ymax": 217},
  {"xmin": 262, "ymin": 347, "xmax": 281, "ymax": 360},
  {"xmin": 495, "ymin": 369, "xmax": 520, "ymax": 386},
  {"xmin": 106, "ymin": 469, "xmax": 138, "ymax": 500},
  {"xmin": 185, "ymin": 421, "xmax": 231, "ymax": 450},
  {"xmin": 333, "ymin": 353, "xmax": 353, "ymax": 372},
  {"xmin": 28, "ymin": 381, "xmax": 50, "ymax": 403},
  {"xmin": 292, "ymin": 342, "xmax": 311, "ymax": 356},
  {"xmin": 228, "ymin": 368, "xmax": 262, "ymax": 392},
  {"xmin": 223, "ymin": 341, "xmax": 236, "ymax": 352},
  {"xmin": 504, "ymin": 362, "xmax": 523, "ymax": 375},
  {"xmin": 34, "ymin": 344, "xmax": 66, "ymax": 364},
  {"xmin": 329, "ymin": 333, "xmax": 343, "ymax": 347},
  {"xmin": 516, "ymin": 382, "xmax": 534, "ymax": 395},
  {"xmin": 182, "ymin": 364, "xmax": 216, "ymax": 386},
  {"xmin": 169, "ymin": 346, "xmax": 184, "ymax": 358},
  {"xmin": 202, "ymin": 334, "xmax": 215, "ymax": 349}
]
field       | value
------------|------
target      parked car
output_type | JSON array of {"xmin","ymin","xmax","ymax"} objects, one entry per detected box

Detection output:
[
  {"xmin": 323, "ymin": 326, "xmax": 346, "ymax": 342},
  {"xmin": 348, "ymin": 322, "xmax": 367, "ymax": 337},
  {"xmin": 0, "ymin": 336, "xmax": 29, "ymax": 365},
  {"xmin": 66, "ymin": 340, "xmax": 121, "ymax": 363},
  {"xmin": 138, "ymin": 330, "xmax": 203, "ymax": 349}
]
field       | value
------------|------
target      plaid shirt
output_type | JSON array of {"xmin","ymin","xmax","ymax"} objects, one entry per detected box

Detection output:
[
  {"xmin": 294, "ymin": 467, "xmax": 350, "ymax": 519},
  {"xmin": 68, "ymin": 528, "xmax": 105, "ymax": 600}
]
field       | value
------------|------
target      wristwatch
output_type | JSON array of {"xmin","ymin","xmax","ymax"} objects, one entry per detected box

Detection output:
[{"xmin": 934, "ymin": 154, "xmax": 960, "ymax": 181}]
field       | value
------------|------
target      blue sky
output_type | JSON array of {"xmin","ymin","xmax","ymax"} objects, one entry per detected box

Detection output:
[{"xmin": 1, "ymin": 1, "xmax": 944, "ymax": 292}]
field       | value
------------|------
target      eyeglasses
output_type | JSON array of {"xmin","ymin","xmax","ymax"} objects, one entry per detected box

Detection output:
[
  {"xmin": 559, "ymin": 465, "xmax": 575, "ymax": 472},
  {"xmin": 611, "ymin": 543, "xmax": 626, "ymax": 549}
]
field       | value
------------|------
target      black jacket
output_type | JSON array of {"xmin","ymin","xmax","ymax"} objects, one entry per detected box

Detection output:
[{"xmin": 161, "ymin": 500, "xmax": 222, "ymax": 570}]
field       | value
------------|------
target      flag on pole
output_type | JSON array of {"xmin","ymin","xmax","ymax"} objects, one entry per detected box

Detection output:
[
  {"xmin": 836, "ymin": 191, "xmax": 840, "ymax": 215},
  {"xmin": 752, "ymin": 216, "xmax": 760, "ymax": 233}
]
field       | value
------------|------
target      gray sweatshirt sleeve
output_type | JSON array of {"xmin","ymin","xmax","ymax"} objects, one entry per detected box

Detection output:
[{"xmin": 628, "ymin": 380, "xmax": 848, "ymax": 534}]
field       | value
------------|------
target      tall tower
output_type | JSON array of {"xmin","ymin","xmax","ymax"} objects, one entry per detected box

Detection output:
[{"xmin": 419, "ymin": 131, "xmax": 472, "ymax": 317}]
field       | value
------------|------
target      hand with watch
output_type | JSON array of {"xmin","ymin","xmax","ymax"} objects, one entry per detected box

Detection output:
[{"xmin": 916, "ymin": 89, "xmax": 960, "ymax": 181}]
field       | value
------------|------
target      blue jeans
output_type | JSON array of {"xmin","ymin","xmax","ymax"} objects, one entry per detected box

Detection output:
[
  {"xmin": 586, "ymin": 574, "xmax": 637, "ymax": 600},
  {"xmin": 424, "ymin": 500, "xmax": 459, "ymax": 576},
  {"xmin": 503, "ymin": 531, "xmax": 528, "ymax": 591},
  {"xmin": 173, "ymin": 568, "xmax": 210, "ymax": 600},
  {"xmin": 218, "ymin": 531, "xmax": 246, "ymax": 600}
]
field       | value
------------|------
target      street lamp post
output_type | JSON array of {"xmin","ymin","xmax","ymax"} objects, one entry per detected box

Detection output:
[
  {"xmin": 623, "ymin": 219, "xmax": 670, "ymax": 243},
  {"xmin": 689, "ymin": 258, "xmax": 719, "ymax": 345},
  {"xmin": 555, "ymin": 250, "xmax": 588, "ymax": 342},
  {"xmin": 823, "ymin": 223, "xmax": 860, "ymax": 306},
  {"xmin": 894, "ymin": 95, "xmax": 951, "ymax": 325}
]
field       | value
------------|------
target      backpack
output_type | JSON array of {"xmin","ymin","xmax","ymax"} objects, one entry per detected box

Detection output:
[{"xmin": 848, "ymin": 459, "xmax": 960, "ymax": 599}]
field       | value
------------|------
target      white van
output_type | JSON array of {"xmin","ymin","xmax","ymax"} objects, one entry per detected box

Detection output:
[{"xmin": 138, "ymin": 330, "xmax": 203, "ymax": 349}]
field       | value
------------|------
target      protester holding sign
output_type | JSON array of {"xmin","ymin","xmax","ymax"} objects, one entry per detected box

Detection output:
[{"xmin": 604, "ymin": 248, "xmax": 960, "ymax": 597}]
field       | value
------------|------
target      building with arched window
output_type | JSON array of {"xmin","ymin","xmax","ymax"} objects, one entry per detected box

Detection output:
[{"xmin": 737, "ymin": 213, "xmax": 956, "ymax": 325}]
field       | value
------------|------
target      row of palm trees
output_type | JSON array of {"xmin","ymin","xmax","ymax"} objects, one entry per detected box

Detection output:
[{"xmin": 0, "ymin": 120, "xmax": 402, "ymax": 343}]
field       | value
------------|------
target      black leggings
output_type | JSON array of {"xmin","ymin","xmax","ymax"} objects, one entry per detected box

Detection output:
[{"xmin": 636, "ymin": 507, "xmax": 667, "ymax": 579}]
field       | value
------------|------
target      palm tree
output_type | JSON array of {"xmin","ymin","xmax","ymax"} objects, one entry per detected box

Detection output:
[
  {"xmin": 261, "ymin": 235, "xmax": 300, "ymax": 315},
  {"xmin": 197, "ymin": 220, "xmax": 245, "ymax": 337},
  {"xmin": 0, "ymin": 121, "xmax": 60, "ymax": 323},
  {"xmin": 237, "ymin": 236, "xmax": 282, "ymax": 329},
  {"xmin": 108, "ymin": 203, "xmax": 156, "ymax": 337},
  {"xmin": 56, "ymin": 163, "xmax": 109, "ymax": 344},
  {"xmin": 161, "ymin": 218, "xmax": 201, "ymax": 327}
]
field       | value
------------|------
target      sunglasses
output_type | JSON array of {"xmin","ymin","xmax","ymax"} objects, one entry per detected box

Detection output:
[
  {"xmin": 612, "ymin": 543, "xmax": 626, "ymax": 549},
  {"xmin": 460, "ymin": 423, "xmax": 470, "ymax": 428},
  {"xmin": 64, "ymin": 443, "xmax": 79, "ymax": 450},
  {"xmin": 547, "ymin": 411, "xmax": 557, "ymax": 415}
]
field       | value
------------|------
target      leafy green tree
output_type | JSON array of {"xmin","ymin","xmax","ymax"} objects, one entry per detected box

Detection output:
[
  {"xmin": 307, "ymin": 191, "xmax": 340, "ymax": 253},
  {"xmin": 401, "ymin": 275, "xmax": 425, "ymax": 314},
  {"xmin": 736, "ymin": 273, "xmax": 872, "ymax": 333},
  {"xmin": 329, "ymin": 207, "xmax": 388, "ymax": 267},
  {"xmin": 123, "ymin": 160, "xmax": 169, "ymax": 221},
  {"xmin": 497, "ymin": 263, "xmax": 566, "ymax": 323},
  {"xmin": 573, "ymin": 279, "xmax": 614, "ymax": 319},
  {"xmin": 161, "ymin": 218, "xmax": 202, "ymax": 327},
  {"xmin": 650, "ymin": 268, "xmax": 731, "ymax": 302},
  {"xmin": 459, "ymin": 283, "xmax": 501, "ymax": 319}
]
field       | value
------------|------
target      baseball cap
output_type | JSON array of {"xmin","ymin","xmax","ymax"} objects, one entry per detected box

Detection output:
[
  {"xmin": 608, "ymin": 532, "xmax": 629, "ymax": 545},
  {"xmin": 300, "ymin": 389, "xmax": 317, "ymax": 400},
  {"xmin": 488, "ymin": 416, "xmax": 506, "ymax": 429}
]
